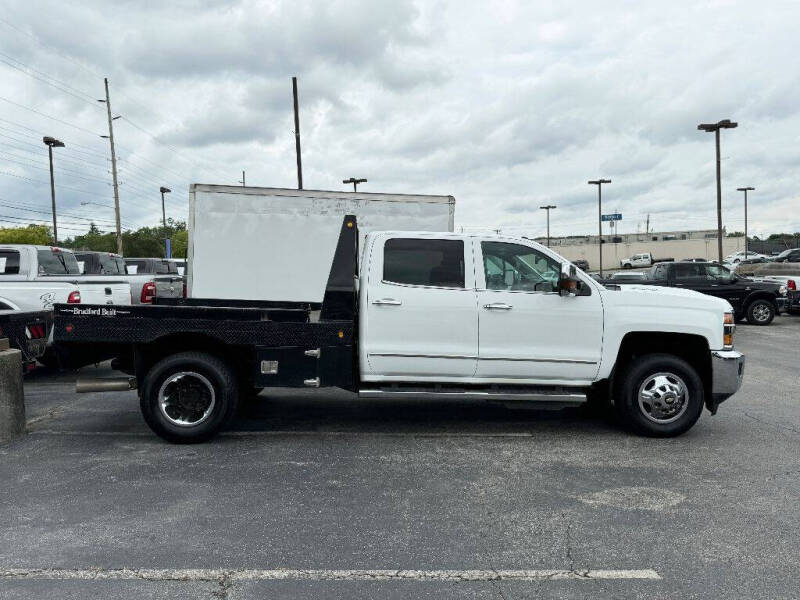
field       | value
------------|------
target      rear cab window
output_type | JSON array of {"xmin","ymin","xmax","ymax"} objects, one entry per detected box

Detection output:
[
  {"xmin": 125, "ymin": 259, "xmax": 148, "ymax": 274},
  {"xmin": 0, "ymin": 250, "xmax": 21, "ymax": 274},
  {"xmin": 383, "ymin": 238, "xmax": 465, "ymax": 288},
  {"xmin": 37, "ymin": 249, "xmax": 80, "ymax": 275}
]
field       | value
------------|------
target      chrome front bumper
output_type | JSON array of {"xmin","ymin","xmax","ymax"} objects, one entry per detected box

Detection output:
[{"xmin": 710, "ymin": 350, "xmax": 745, "ymax": 405}]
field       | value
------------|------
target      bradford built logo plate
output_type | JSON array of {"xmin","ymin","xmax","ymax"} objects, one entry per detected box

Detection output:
[{"xmin": 60, "ymin": 307, "xmax": 130, "ymax": 317}]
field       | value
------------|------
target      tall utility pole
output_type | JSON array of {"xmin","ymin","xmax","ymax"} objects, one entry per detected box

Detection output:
[
  {"xmin": 239, "ymin": 170, "xmax": 246, "ymax": 186},
  {"xmin": 43, "ymin": 136, "xmax": 64, "ymax": 244},
  {"xmin": 737, "ymin": 186, "xmax": 754, "ymax": 258},
  {"xmin": 646, "ymin": 213, "xmax": 650, "ymax": 234},
  {"xmin": 101, "ymin": 77, "xmax": 123, "ymax": 255},
  {"xmin": 292, "ymin": 76, "xmax": 303, "ymax": 190},
  {"xmin": 588, "ymin": 179, "xmax": 611, "ymax": 278},
  {"xmin": 160, "ymin": 186, "xmax": 171, "ymax": 258},
  {"xmin": 698, "ymin": 119, "xmax": 738, "ymax": 263},
  {"xmin": 343, "ymin": 177, "xmax": 367, "ymax": 192},
  {"xmin": 539, "ymin": 204, "xmax": 557, "ymax": 246}
]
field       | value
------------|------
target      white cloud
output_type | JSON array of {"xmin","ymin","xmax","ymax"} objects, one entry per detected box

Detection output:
[{"xmin": 0, "ymin": 0, "xmax": 798, "ymax": 242}]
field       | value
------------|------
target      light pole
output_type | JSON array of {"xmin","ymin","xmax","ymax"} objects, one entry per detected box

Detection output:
[
  {"xmin": 698, "ymin": 119, "xmax": 738, "ymax": 263},
  {"xmin": 343, "ymin": 177, "xmax": 367, "ymax": 192},
  {"xmin": 43, "ymin": 136, "xmax": 65, "ymax": 244},
  {"xmin": 539, "ymin": 204, "xmax": 557, "ymax": 246},
  {"xmin": 588, "ymin": 179, "xmax": 611, "ymax": 277},
  {"xmin": 736, "ymin": 186, "xmax": 754, "ymax": 258},
  {"xmin": 160, "ymin": 186, "xmax": 171, "ymax": 258}
]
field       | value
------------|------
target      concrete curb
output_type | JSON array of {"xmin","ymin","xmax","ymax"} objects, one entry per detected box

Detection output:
[{"xmin": 0, "ymin": 345, "xmax": 25, "ymax": 444}]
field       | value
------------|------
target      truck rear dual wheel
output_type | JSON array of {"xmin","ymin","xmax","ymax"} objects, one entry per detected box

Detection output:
[
  {"xmin": 140, "ymin": 352, "xmax": 239, "ymax": 443},
  {"xmin": 615, "ymin": 353, "xmax": 704, "ymax": 437},
  {"xmin": 746, "ymin": 299, "xmax": 775, "ymax": 326}
]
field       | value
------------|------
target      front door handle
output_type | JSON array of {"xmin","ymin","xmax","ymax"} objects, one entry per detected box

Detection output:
[
  {"xmin": 372, "ymin": 298, "xmax": 402, "ymax": 306},
  {"xmin": 483, "ymin": 302, "xmax": 513, "ymax": 310}
]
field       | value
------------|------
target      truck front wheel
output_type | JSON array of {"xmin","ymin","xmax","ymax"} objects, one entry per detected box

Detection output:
[
  {"xmin": 746, "ymin": 299, "xmax": 775, "ymax": 325},
  {"xmin": 140, "ymin": 352, "xmax": 239, "ymax": 443},
  {"xmin": 615, "ymin": 353, "xmax": 704, "ymax": 437}
]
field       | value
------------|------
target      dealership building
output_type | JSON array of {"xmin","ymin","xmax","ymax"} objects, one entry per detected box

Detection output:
[{"xmin": 530, "ymin": 228, "xmax": 745, "ymax": 271}]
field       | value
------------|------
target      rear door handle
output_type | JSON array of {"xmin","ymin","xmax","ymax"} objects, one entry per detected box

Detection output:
[
  {"xmin": 372, "ymin": 298, "xmax": 402, "ymax": 306},
  {"xmin": 483, "ymin": 302, "xmax": 513, "ymax": 310}
]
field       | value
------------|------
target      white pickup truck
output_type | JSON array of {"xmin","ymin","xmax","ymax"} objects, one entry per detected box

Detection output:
[
  {"xmin": 54, "ymin": 215, "xmax": 745, "ymax": 442},
  {"xmin": 620, "ymin": 252, "xmax": 674, "ymax": 269},
  {"xmin": 0, "ymin": 245, "xmax": 131, "ymax": 311}
]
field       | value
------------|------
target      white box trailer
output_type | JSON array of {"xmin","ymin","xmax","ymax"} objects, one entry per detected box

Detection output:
[{"xmin": 187, "ymin": 184, "xmax": 456, "ymax": 302}]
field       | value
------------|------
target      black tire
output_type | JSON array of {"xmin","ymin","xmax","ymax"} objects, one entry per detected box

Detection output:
[
  {"xmin": 746, "ymin": 299, "xmax": 775, "ymax": 326},
  {"xmin": 140, "ymin": 351, "xmax": 239, "ymax": 443},
  {"xmin": 615, "ymin": 353, "xmax": 704, "ymax": 437},
  {"xmin": 623, "ymin": 263, "xmax": 632, "ymax": 269}
]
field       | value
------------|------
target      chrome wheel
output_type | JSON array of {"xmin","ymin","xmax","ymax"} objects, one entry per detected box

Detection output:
[
  {"xmin": 637, "ymin": 372, "xmax": 689, "ymax": 424},
  {"xmin": 158, "ymin": 372, "xmax": 216, "ymax": 427},
  {"xmin": 750, "ymin": 303, "xmax": 772, "ymax": 323}
]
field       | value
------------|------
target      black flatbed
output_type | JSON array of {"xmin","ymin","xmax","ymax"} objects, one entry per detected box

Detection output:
[{"xmin": 53, "ymin": 216, "xmax": 359, "ymax": 390}]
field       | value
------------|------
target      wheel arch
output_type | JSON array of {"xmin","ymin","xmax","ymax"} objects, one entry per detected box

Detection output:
[
  {"xmin": 134, "ymin": 333, "xmax": 252, "ymax": 385},
  {"xmin": 609, "ymin": 331, "xmax": 711, "ymax": 404}
]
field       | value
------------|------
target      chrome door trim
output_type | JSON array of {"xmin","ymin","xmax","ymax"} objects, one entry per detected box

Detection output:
[
  {"xmin": 479, "ymin": 356, "xmax": 598, "ymax": 364},
  {"xmin": 369, "ymin": 352, "xmax": 478, "ymax": 360}
]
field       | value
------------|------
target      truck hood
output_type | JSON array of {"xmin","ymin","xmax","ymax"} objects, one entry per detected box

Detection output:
[
  {"xmin": 607, "ymin": 283, "xmax": 733, "ymax": 312},
  {"xmin": 598, "ymin": 282, "xmax": 729, "ymax": 352}
]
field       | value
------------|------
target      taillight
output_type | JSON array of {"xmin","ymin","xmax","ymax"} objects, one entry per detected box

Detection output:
[
  {"xmin": 140, "ymin": 281, "xmax": 157, "ymax": 303},
  {"xmin": 67, "ymin": 291, "xmax": 81, "ymax": 304},
  {"xmin": 788, "ymin": 279, "xmax": 796, "ymax": 291}
]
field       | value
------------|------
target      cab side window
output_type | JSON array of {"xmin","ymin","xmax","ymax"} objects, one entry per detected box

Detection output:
[
  {"xmin": 383, "ymin": 238, "xmax": 465, "ymax": 288},
  {"xmin": 673, "ymin": 263, "xmax": 704, "ymax": 283},
  {"xmin": 481, "ymin": 242, "xmax": 560, "ymax": 292}
]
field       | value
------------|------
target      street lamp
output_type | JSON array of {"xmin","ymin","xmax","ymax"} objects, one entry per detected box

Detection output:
[
  {"xmin": 736, "ymin": 186, "xmax": 754, "ymax": 258},
  {"xmin": 539, "ymin": 205, "xmax": 557, "ymax": 247},
  {"xmin": 160, "ymin": 186, "xmax": 171, "ymax": 258},
  {"xmin": 698, "ymin": 119, "xmax": 738, "ymax": 263},
  {"xmin": 343, "ymin": 177, "xmax": 367, "ymax": 192},
  {"xmin": 588, "ymin": 179, "xmax": 611, "ymax": 278},
  {"xmin": 43, "ymin": 136, "xmax": 65, "ymax": 244}
]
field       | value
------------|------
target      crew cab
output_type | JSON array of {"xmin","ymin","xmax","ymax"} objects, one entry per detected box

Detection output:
[
  {"xmin": 123, "ymin": 257, "xmax": 184, "ymax": 304},
  {"xmin": 0, "ymin": 245, "xmax": 131, "ymax": 311},
  {"xmin": 54, "ymin": 216, "xmax": 745, "ymax": 443},
  {"xmin": 645, "ymin": 261, "xmax": 787, "ymax": 325},
  {"xmin": 75, "ymin": 252, "xmax": 184, "ymax": 304}
]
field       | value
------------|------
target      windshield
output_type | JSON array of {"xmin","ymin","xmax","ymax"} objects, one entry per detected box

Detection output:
[
  {"xmin": 37, "ymin": 249, "xmax": 81, "ymax": 275},
  {"xmin": 775, "ymin": 249, "xmax": 792, "ymax": 259}
]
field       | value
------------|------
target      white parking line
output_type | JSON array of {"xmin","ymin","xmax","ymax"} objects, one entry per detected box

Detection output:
[{"xmin": 0, "ymin": 568, "xmax": 661, "ymax": 582}]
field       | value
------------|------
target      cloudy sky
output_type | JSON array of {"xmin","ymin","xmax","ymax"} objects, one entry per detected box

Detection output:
[{"xmin": 0, "ymin": 0, "xmax": 798, "ymax": 240}]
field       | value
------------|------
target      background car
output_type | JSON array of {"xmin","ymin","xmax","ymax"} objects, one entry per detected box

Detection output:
[
  {"xmin": 610, "ymin": 271, "xmax": 648, "ymax": 282},
  {"xmin": 572, "ymin": 258, "xmax": 589, "ymax": 271}
]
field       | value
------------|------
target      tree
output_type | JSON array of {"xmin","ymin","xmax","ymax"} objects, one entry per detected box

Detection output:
[
  {"xmin": 61, "ymin": 220, "xmax": 189, "ymax": 257},
  {"xmin": 0, "ymin": 224, "xmax": 52, "ymax": 244}
]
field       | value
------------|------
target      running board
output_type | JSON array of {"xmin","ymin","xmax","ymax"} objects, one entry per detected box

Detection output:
[{"xmin": 358, "ymin": 386, "xmax": 586, "ymax": 405}]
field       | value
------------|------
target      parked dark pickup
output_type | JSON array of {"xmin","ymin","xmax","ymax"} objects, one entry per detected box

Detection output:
[{"xmin": 626, "ymin": 262, "xmax": 787, "ymax": 325}]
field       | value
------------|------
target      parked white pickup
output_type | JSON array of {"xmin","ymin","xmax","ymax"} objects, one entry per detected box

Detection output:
[{"xmin": 0, "ymin": 245, "xmax": 131, "ymax": 312}]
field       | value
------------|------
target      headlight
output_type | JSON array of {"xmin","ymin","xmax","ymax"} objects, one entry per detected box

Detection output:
[
  {"xmin": 778, "ymin": 285, "xmax": 787, "ymax": 297},
  {"xmin": 723, "ymin": 312, "xmax": 735, "ymax": 349}
]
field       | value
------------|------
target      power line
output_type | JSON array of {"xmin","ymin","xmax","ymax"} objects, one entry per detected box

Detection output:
[
  {"xmin": 0, "ymin": 53, "xmax": 101, "ymax": 108},
  {"xmin": 0, "ymin": 169, "xmax": 111, "ymax": 197}
]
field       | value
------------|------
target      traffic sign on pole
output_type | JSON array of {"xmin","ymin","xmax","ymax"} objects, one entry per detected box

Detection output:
[{"xmin": 601, "ymin": 213, "xmax": 622, "ymax": 222}]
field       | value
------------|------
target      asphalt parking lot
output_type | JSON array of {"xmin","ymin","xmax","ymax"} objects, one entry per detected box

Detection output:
[{"xmin": 1, "ymin": 315, "xmax": 798, "ymax": 599}]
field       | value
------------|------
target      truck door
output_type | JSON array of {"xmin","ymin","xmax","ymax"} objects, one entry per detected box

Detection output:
[
  {"xmin": 474, "ymin": 241, "xmax": 603, "ymax": 382},
  {"xmin": 362, "ymin": 236, "xmax": 478, "ymax": 378}
]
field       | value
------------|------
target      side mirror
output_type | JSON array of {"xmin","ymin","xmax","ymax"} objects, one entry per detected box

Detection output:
[{"xmin": 557, "ymin": 263, "xmax": 579, "ymax": 296}]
